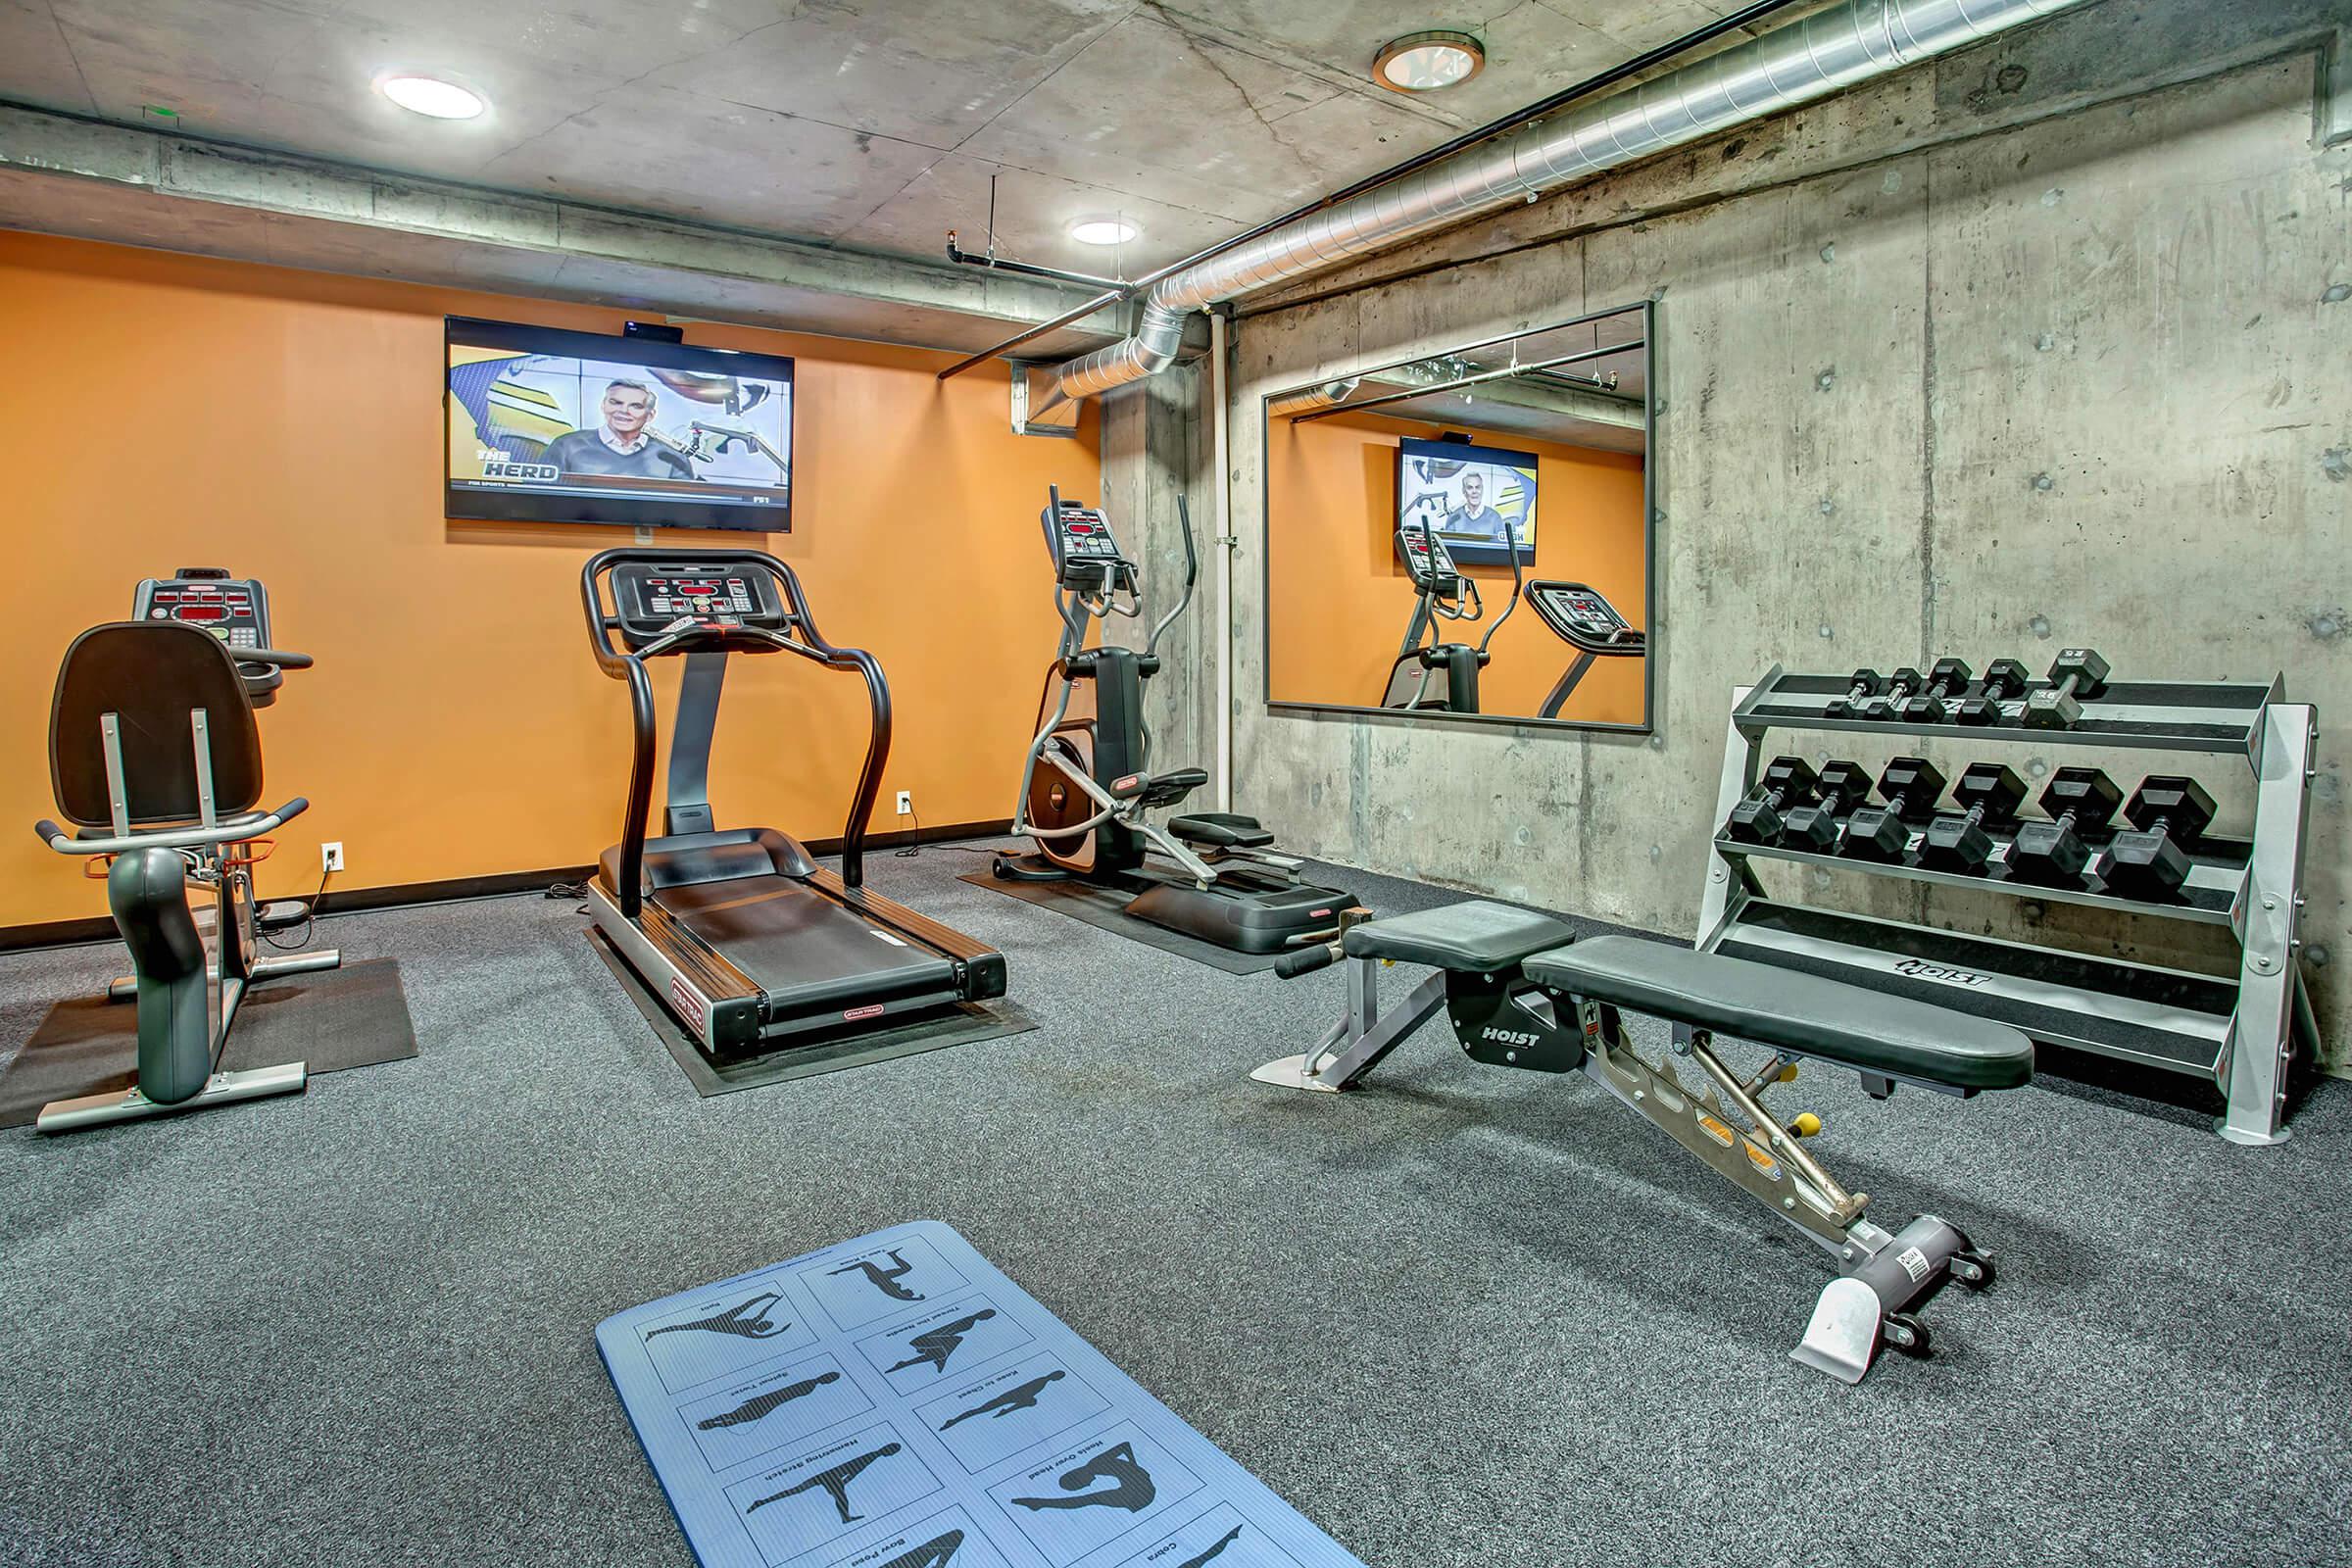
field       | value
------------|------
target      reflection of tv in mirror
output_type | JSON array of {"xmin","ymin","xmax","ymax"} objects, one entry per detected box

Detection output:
[
  {"xmin": 1396, "ymin": 435, "xmax": 1537, "ymax": 564},
  {"xmin": 445, "ymin": 316, "xmax": 793, "ymax": 531}
]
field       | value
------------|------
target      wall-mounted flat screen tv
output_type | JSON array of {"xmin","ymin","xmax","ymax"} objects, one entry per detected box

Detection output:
[
  {"xmin": 445, "ymin": 317, "xmax": 794, "ymax": 531},
  {"xmin": 1396, "ymin": 434, "xmax": 1537, "ymax": 564}
]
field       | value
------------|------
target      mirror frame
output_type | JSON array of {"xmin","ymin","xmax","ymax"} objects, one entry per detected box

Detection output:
[{"xmin": 1258, "ymin": 298, "xmax": 1656, "ymax": 735}]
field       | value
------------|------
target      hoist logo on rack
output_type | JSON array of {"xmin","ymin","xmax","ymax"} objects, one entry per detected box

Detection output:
[
  {"xmin": 1891, "ymin": 958, "xmax": 1991, "ymax": 988},
  {"xmin": 668, "ymin": 978, "xmax": 708, "ymax": 1030}
]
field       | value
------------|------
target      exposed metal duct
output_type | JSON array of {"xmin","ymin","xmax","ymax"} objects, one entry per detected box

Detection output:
[
  {"xmin": 1265, "ymin": 378, "xmax": 1360, "ymax": 416},
  {"xmin": 1033, "ymin": 0, "xmax": 2091, "ymax": 414}
]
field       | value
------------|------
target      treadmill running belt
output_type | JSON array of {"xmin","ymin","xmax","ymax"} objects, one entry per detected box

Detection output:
[{"xmin": 657, "ymin": 880, "xmax": 958, "ymax": 1008}]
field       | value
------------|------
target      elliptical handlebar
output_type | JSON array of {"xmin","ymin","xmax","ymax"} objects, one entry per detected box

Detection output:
[
  {"xmin": 1145, "ymin": 496, "xmax": 1199, "ymax": 661},
  {"xmin": 1476, "ymin": 533, "xmax": 1527, "ymax": 658}
]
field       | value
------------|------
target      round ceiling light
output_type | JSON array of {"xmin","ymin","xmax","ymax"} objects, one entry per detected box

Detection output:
[
  {"xmin": 378, "ymin": 74, "xmax": 486, "ymax": 120},
  {"xmin": 1373, "ymin": 30, "xmax": 1485, "ymax": 93},
  {"xmin": 1068, "ymin": 217, "xmax": 1139, "ymax": 247}
]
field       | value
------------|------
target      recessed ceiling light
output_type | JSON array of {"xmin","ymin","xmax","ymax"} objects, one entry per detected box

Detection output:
[
  {"xmin": 1373, "ymin": 30, "xmax": 1485, "ymax": 93},
  {"xmin": 378, "ymin": 74, "xmax": 486, "ymax": 120},
  {"xmin": 1068, "ymin": 217, "xmax": 1138, "ymax": 246}
]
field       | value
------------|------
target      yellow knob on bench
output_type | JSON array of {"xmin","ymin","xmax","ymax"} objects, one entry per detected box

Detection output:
[
  {"xmin": 1788, "ymin": 1112, "xmax": 1822, "ymax": 1138},
  {"xmin": 1778, "ymin": 1063, "xmax": 1800, "ymax": 1084}
]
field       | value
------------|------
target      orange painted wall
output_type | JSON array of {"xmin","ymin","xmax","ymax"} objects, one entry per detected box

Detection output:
[
  {"xmin": 1266, "ymin": 409, "xmax": 1647, "ymax": 722},
  {"xmin": 0, "ymin": 232, "xmax": 1097, "ymax": 928}
]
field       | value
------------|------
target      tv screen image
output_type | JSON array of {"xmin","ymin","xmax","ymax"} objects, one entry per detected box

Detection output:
[
  {"xmin": 1396, "ymin": 435, "xmax": 1537, "ymax": 564},
  {"xmin": 445, "ymin": 317, "xmax": 794, "ymax": 531}
]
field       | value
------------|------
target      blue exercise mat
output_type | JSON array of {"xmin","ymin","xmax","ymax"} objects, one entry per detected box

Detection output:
[{"xmin": 599, "ymin": 1220, "xmax": 1369, "ymax": 1568}]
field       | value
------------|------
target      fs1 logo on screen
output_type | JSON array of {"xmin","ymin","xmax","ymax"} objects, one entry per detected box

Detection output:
[{"xmin": 479, "ymin": 448, "xmax": 561, "ymax": 483}]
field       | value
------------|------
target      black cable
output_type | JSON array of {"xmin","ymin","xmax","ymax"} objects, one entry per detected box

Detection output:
[
  {"xmin": 546, "ymin": 878, "xmax": 589, "ymax": 900},
  {"xmin": 895, "ymin": 809, "xmax": 923, "ymax": 857},
  {"xmin": 260, "ymin": 863, "xmax": 330, "ymax": 951}
]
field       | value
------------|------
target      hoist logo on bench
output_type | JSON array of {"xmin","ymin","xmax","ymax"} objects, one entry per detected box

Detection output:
[
  {"xmin": 1482, "ymin": 1027, "xmax": 1544, "ymax": 1049},
  {"xmin": 1891, "ymin": 957, "xmax": 1992, "ymax": 988}
]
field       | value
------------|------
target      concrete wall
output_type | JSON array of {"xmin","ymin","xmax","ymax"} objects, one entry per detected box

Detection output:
[{"xmin": 1218, "ymin": 0, "xmax": 2352, "ymax": 1069}]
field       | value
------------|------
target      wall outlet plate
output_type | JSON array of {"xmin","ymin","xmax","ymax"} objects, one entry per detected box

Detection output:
[
  {"xmin": 895, "ymin": 791, "xmax": 913, "ymax": 816},
  {"xmin": 322, "ymin": 841, "xmax": 345, "ymax": 873}
]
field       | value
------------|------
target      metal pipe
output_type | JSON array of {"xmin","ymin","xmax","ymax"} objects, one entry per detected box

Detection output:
[
  {"xmin": 935, "ymin": 288, "xmax": 1125, "ymax": 381},
  {"xmin": 1266, "ymin": 377, "xmax": 1360, "ymax": 416},
  {"xmin": 940, "ymin": 0, "xmax": 1809, "ymax": 384},
  {"xmin": 945, "ymin": 232, "xmax": 1124, "ymax": 290},
  {"xmin": 1287, "ymin": 344, "xmax": 1625, "ymax": 422},
  {"xmin": 1036, "ymin": 0, "xmax": 2092, "ymax": 411},
  {"xmin": 1210, "ymin": 311, "xmax": 1235, "ymax": 811}
]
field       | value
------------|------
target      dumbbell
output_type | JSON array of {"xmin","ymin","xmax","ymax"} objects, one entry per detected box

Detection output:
[
  {"xmin": 1781, "ymin": 760, "xmax": 1875, "ymax": 852},
  {"xmin": 2007, "ymin": 766, "xmax": 2125, "ymax": 886},
  {"xmin": 1957, "ymin": 659, "xmax": 2031, "ymax": 726},
  {"xmin": 1918, "ymin": 761, "xmax": 2027, "ymax": 873},
  {"xmin": 1837, "ymin": 758, "xmax": 1948, "ymax": 861},
  {"xmin": 2023, "ymin": 648, "xmax": 2112, "ymax": 729},
  {"xmin": 1726, "ymin": 756, "xmax": 1822, "ymax": 846},
  {"xmin": 1824, "ymin": 668, "xmax": 1886, "ymax": 720},
  {"xmin": 2093, "ymin": 776, "xmax": 2217, "ymax": 900},
  {"xmin": 1899, "ymin": 659, "xmax": 1975, "ymax": 723},
  {"xmin": 1861, "ymin": 667, "xmax": 1926, "ymax": 721}
]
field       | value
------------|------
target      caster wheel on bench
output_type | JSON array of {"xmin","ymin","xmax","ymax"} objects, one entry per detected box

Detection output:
[{"xmin": 1951, "ymin": 1250, "xmax": 1996, "ymax": 1291}]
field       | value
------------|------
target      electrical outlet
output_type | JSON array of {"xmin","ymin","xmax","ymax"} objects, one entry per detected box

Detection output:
[
  {"xmin": 321, "ymin": 842, "xmax": 345, "ymax": 874},
  {"xmin": 895, "ymin": 791, "xmax": 913, "ymax": 816}
]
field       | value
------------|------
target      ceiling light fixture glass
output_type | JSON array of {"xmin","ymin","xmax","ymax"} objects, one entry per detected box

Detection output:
[
  {"xmin": 1372, "ymin": 30, "xmax": 1485, "ymax": 92},
  {"xmin": 1068, "ymin": 217, "xmax": 1138, "ymax": 246},
  {"xmin": 378, "ymin": 74, "xmax": 486, "ymax": 120}
]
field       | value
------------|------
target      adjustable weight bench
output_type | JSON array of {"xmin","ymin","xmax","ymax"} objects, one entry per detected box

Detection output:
[{"xmin": 1257, "ymin": 902, "xmax": 2034, "ymax": 1384}]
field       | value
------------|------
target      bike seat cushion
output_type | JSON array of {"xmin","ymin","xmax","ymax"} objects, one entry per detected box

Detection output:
[
  {"xmin": 1523, "ymin": 935, "xmax": 2034, "ymax": 1092},
  {"xmin": 1341, "ymin": 901, "xmax": 1575, "ymax": 971},
  {"xmin": 1166, "ymin": 811, "xmax": 1274, "ymax": 849}
]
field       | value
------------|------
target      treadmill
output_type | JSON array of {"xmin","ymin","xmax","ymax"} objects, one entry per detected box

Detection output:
[
  {"xmin": 581, "ymin": 548, "xmax": 1005, "ymax": 1056},
  {"xmin": 1527, "ymin": 579, "xmax": 1645, "ymax": 719}
]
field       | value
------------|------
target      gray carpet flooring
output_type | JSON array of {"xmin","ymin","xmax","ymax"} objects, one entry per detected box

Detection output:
[{"xmin": 1, "ymin": 844, "xmax": 2346, "ymax": 1568}]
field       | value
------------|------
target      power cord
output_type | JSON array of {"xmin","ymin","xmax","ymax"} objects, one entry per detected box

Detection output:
[
  {"xmin": 260, "ymin": 864, "xmax": 331, "ymax": 951},
  {"xmin": 895, "ymin": 808, "xmax": 923, "ymax": 857},
  {"xmin": 546, "ymin": 878, "xmax": 589, "ymax": 900}
]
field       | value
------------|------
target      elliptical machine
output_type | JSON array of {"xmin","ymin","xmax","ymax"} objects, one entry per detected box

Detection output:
[
  {"xmin": 30, "ymin": 568, "xmax": 339, "ymax": 1133},
  {"xmin": 1379, "ymin": 517, "xmax": 1522, "ymax": 713},
  {"xmin": 994, "ymin": 489, "xmax": 1350, "ymax": 955}
]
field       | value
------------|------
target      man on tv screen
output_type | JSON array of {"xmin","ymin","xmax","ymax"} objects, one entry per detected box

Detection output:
[
  {"xmin": 541, "ymin": 379, "xmax": 695, "ymax": 481},
  {"xmin": 1446, "ymin": 469, "xmax": 1507, "ymax": 546}
]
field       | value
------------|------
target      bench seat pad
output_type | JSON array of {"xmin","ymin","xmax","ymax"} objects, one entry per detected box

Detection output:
[
  {"xmin": 1342, "ymin": 901, "xmax": 1574, "ymax": 970},
  {"xmin": 1524, "ymin": 935, "xmax": 2033, "ymax": 1092}
]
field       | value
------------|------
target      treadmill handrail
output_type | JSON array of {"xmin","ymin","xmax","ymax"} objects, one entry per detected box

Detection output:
[{"xmin": 580, "ymin": 547, "xmax": 892, "ymax": 916}]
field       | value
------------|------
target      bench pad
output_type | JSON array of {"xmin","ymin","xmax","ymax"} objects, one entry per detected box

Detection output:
[
  {"xmin": 1343, "ymin": 901, "xmax": 1575, "ymax": 971},
  {"xmin": 1523, "ymin": 935, "xmax": 2033, "ymax": 1092}
]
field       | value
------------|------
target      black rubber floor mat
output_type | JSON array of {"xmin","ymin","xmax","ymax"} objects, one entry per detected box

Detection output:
[
  {"xmin": 0, "ymin": 956, "xmax": 417, "ymax": 1129},
  {"xmin": 956, "ymin": 872, "xmax": 1288, "ymax": 974},
  {"xmin": 591, "ymin": 931, "xmax": 1038, "ymax": 1096}
]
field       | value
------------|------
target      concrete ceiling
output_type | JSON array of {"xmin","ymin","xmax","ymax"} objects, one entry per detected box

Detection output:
[{"xmin": 0, "ymin": 0, "xmax": 1779, "ymax": 283}]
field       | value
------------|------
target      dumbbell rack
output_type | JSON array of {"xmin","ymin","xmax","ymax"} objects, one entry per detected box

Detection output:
[{"xmin": 1696, "ymin": 665, "xmax": 2320, "ymax": 1144}]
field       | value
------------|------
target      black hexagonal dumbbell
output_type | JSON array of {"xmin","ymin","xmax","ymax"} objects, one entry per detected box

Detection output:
[
  {"xmin": 1837, "ymin": 757, "xmax": 1948, "ymax": 861},
  {"xmin": 1726, "ymin": 756, "xmax": 1822, "ymax": 846},
  {"xmin": 1781, "ymin": 760, "xmax": 1875, "ymax": 852},
  {"xmin": 2093, "ymin": 775, "xmax": 2218, "ymax": 900},
  {"xmin": 2007, "ymin": 766, "xmax": 2125, "ymax": 887},
  {"xmin": 1918, "ymin": 761, "xmax": 2027, "ymax": 873},
  {"xmin": 2022, "ymin": 647, "xmax": 2112, "ymax": 729},
  {"xmin": 1899, "ymin": 658, "xmax": 1975, "ymax": 723},
  {"xmin": 1824, "ymin": 667, "xmax": 1886, "ymax": 720},
  {"xmin": 1860, "ymin": 666, "xmax": 1926, "ymax": 721},
  {"xmin": 1957, "ymin": 659, "xmax": 2031, "ymax": 726}
]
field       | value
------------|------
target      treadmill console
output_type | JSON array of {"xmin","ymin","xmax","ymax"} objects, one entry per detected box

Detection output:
[
  {"xmin": 609, "ymin": 560, "xmax": 790, "ymax": 651},
  {"xmin": 1396, "ymin": 519, "xmax": 1463, "ymax": 597},
  {"xmin": 1043, "ymin": 501, "xmax": 1134, "ymax": 593},
  {"xmin": 134, "ymin": 567, "xmax": 283, "ymax": 703},
  {"xmin": 1529, "ymin": 580, "xmax": 1644, "ymax": 652}
]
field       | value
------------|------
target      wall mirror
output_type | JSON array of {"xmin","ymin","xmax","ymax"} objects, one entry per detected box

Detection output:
[{"xmin": 1263, "ymin": 301, "xmax": 1652, "ymax": 730}]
